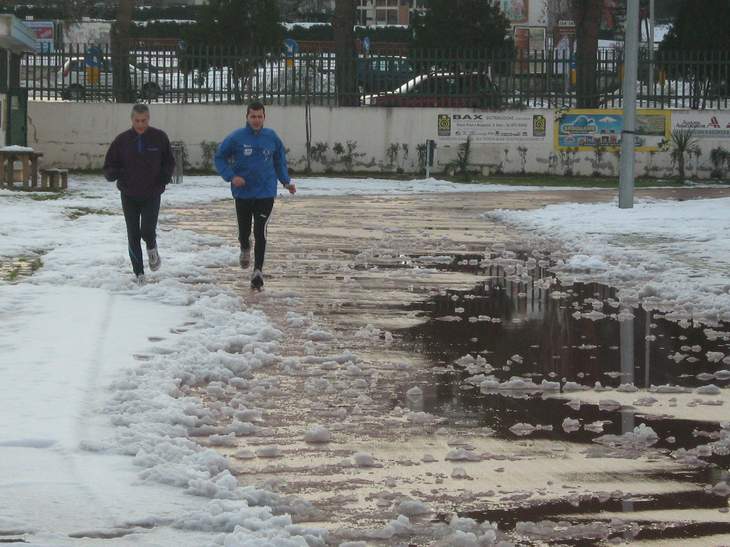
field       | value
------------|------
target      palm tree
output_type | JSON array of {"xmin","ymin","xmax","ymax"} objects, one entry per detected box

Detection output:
[{"xmin": 670, "ymin": 128, "xmax": 699, "ymax": 180}]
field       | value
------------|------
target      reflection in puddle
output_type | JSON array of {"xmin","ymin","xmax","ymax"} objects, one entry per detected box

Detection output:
[{"xmin": 395, "ymin": 254, "xmax": 730, "ymax": 540}]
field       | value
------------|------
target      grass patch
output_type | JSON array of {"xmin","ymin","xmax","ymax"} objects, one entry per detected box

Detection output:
[
  {"xmin": 6, "ymin": 266, "xmax": 20, "ymax": 281},
  {"xmin": 30, "ymin": 192, "xmax": 64, "ymax": 201},
  {"xmin": 1, "ymin": 255, "xmax": 44, "ymax": 282},
  {"xmin": 30, "ymin": 194, "xmax": 63, "ymax": 201},
  {"xmin": 292, "ymin": 172, "xmax": 729, "ymax": 187},
  {"xmin": 438, "ymin": 174, "xmax": 694, "ymax": 188},
  {"xmin": 66, "ymin": 207, "xmax": 115, "ymax": 220},
  {"xmin": 52, "ymin": 169, "xmax": 730, "ymax": 188}
]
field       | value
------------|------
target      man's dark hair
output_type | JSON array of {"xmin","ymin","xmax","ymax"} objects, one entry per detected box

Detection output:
[
  {"xmin": 131, "ymin": 103, "xmax": 150, "ymax": 116},
  {"xmin": 246, "ymin": 101, "xmax": 265, "ymax": 115}
]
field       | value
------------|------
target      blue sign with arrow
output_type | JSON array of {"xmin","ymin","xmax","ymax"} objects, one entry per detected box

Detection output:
[{"xmin": 283, "ymin": 38, "xmax": 299, "ymax": 58}]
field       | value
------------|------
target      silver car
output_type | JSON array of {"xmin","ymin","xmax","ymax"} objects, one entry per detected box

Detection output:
[{"xmin": 54, "ymin": 57, "xmax": 165, "ymax": 100}]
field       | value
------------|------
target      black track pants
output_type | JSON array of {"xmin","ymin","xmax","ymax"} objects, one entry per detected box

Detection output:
[
  {"xmin": 121, "ymin": 193, "xmax": 160, "ymax": 275},
  {"xmin": 234, "ymin": 197, "xmax": 275, "ymax": 271}
]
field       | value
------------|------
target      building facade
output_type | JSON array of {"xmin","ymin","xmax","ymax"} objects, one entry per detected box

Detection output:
[{"xmin": 356, "ymin": 0, "xmax": 425, "ymax": 27}]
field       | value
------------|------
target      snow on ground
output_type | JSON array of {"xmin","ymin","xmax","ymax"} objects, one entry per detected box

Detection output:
[
  {"xmin": 2, "ymin": 175, "xmax": 730, "ymax": 544},
  {"xmin": 0, "ymin": 177, "xmax": 334, "ymax": 545},
  {"xmin": 488, "ymin": 197, "xmax": 730, "ymax": 325}
]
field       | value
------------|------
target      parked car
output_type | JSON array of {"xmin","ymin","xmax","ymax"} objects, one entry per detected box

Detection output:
[
  {"xmin": 363, "ymin": 72, "xmax": 503, "ymax": 108},
  {"xmin": 53, "ymin": 57, "xmax": 166, "ymax": 100},
  {"xmin": 357, "ymin": 55, "xmax": 414, "ymax": 93}
]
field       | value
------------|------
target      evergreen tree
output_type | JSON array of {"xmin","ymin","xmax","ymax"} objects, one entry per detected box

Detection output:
[
  {"xmin": 186, "ymin": 0, "xmax": 283, "ymax": 51},
  {"xmin": 411, "ymin": 0, "xmax": 511, "ymax": 51},
  {"xmin": 179, "ymin": 0, "xmax": 284, "ymax": 103},
  {"xmin": 660, "ymin": 0, "xmax": 730, "ymax": 51},
  {"xmin": 659, "ymin": 0, "xmax": 730, "ymax": 108}
]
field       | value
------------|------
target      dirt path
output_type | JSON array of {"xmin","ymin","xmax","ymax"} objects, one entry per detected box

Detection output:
[{"xmin": 168, "ymin": 187, "xmax": 730, "ymax": 546}]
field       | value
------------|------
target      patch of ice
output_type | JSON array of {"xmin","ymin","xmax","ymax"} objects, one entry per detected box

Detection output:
[{"xmin": 304, "ymin": 426, "xmax": 332, "ymax": 444}]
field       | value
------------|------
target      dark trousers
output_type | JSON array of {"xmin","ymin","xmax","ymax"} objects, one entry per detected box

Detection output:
[
  {"xmin": 121, "ymin": 193, "xmax": 161, "ymax": 275},
  {"xmin": 235, "ymin": 197, "xmax": 274, "ymax": 271}
]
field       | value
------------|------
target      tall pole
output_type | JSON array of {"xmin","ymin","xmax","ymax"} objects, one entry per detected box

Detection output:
[
  {"xmin": 619, "ymin": 0, "xmax": 640, "ymax": 209},
  {"xmin": 648, "ymin": 0, "xmax": 655, "ymax": 100}
]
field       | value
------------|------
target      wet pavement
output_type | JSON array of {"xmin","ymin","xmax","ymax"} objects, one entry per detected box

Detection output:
[
  {"xmin": 165, "ymin": 187, "xmax": 730, "ymax": 546},
  {"xmin": 396, "ymin": 257, "xmax": 730, "ymax": 539}
]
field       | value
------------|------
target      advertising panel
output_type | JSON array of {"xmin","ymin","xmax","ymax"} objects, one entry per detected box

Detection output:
[
  {"xmin": 672, "ymin": 112, "xmax": 730, "ymax": 138},
  {"xmin": 555, "ymin": 109, "xmax": 670, "ymax": 152},
  {"xmin": 24, "ymin": 20, "xmax": 54, "ymax": 52},
  {"xmin": 437, "ymin": 112, "xmax": 548, "ymax": 143}
]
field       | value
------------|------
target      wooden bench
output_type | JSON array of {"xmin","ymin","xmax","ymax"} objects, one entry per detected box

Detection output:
[
  {"xmin": 0, "ymin": 148, "xmax": 43, "ymax": 189},
  {"xmin": 40, "ymin": 168, "xmax": 69, "ymax": 190}
]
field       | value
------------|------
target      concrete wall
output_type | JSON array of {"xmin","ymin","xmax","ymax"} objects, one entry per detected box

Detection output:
[
  {"xmin": 26, "ymin": 101, "xmax": 730, "ymax": 179},
  {"xmin": 27, "ymin": 102, "xmax": 443, "ymax": 173}
]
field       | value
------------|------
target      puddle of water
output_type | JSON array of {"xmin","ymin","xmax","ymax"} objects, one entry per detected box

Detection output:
[
  {"xmin": 457, "ymin": 488, "xmax": 729, "ymax": 530},
  {"xmin": 393, "ymin": 253, "xmax": 730, "ymax": 539},
  {"xmin": 399, "ymin": 256, "xmax": 730, "ymax": 392}
]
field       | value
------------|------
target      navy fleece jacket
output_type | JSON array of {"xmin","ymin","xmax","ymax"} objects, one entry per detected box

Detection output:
[{"xmin": 103, "ymin": 127, "xmax": 175, "ymax": 198}]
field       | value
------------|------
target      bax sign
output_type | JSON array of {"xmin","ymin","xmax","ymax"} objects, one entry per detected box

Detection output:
[
  {"xmin": 436, "ymin": 112, "xmax": 548, "ymax": 144},
  {"xmin": 673, "ymin": 112, "xmax": 730, "ymax": 139}
]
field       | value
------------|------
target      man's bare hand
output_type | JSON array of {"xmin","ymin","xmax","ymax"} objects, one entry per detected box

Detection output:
[
  {"xmin": 285, "ymin": 183, "xmax": 297, "ymax": 194},
  {"xmin": 232, "ymin": 176, "xmax": 246, "ymax": 187}
]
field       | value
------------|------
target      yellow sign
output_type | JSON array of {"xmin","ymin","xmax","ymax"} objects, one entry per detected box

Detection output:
[
  {"xmin": 437, "ymin": 114, "xmax": 451, "ymax": 136},
  {"xmin": 86, "ymin": 66, "xmax": 100, "ymax": 85}
]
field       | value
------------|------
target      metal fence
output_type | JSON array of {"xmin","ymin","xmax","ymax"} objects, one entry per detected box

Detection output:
[{"xmin": 20, "ymin": 45, "xmax": 730, "ymax": 110}]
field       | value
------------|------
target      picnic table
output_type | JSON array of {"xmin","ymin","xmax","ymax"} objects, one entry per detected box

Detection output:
[{"xmin": 0, "ymin": 146, "xmax": 43, "ymax": 189}]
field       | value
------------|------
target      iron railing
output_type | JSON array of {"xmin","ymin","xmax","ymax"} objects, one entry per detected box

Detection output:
[{"xmin": 20, "ymin": 45, "xmax": 730, "ymax": 110}]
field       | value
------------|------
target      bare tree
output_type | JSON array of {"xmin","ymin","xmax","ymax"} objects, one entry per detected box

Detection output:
[
  {"xmin": 61, "ymin": 0, "xmax": 98, "ymax": 22},
  {"xmin": 572, "ymin": 0, "xmax": 602, "ymax": 108},
  {"xmin": 333, "ymin": 0, "xmax": 357, "ymax": 106},
  {"xmin": 111, "ymin": 0, "xmax": 135, "ymax": 103}
]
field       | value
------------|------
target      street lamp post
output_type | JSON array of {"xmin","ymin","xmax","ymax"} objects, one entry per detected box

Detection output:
[{"xmin": 619, "ymin": 0, "xmax": 640, "ymax": 209}]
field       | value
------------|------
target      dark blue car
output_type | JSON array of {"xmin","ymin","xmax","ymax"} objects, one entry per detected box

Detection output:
[{"xmin": 357, "ymin": 55, "xmax": 414, "ymax": 93}]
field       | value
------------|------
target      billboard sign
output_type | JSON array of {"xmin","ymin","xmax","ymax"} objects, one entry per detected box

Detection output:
[
  {"xmin": 555, "ymin": 109, "xmax": 670, "ymax": 151},
  {"xmin": 437, "ymin": 112, "xmax": 548, "ymax": 143},
  {"xmin": 673, "ymin": 112, "xmax": 730, "ymax": 139},
  {"xmin": 24, "ymin": 20, "xmax": 54, "ymax": 52}
]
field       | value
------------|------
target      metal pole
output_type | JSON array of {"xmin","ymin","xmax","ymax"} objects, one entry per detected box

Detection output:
[
  {"xmin": 619, "ymin": 0, "xmax": 640, "ymax": 209},
  {"xmin": 648, "ymin": 0, "xmax": 655, "ymax": 103},
  {"xmin": 425, "ymin": 139, "xmax": 431, "ymax": 178}
]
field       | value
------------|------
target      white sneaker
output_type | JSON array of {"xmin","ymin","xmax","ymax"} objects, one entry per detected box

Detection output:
[
  {"xmin": 148, "ymin": 247, "xmax": 161, "ymax": 271},
  {"xmin": 250, "ymin": 269, "xmax": 264, "ymax": 290},
  {"xmin": 135, "ymin": 274, "xmax": 146, "ymax": 285},
  {"xmin": 239, "ymin": 247, "xmax": 251, "ymax": 269}
]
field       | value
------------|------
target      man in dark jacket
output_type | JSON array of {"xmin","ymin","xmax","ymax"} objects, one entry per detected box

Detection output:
[{"xmin": 103, "ymin": 104, "xmax": 175, "ymax": 283}]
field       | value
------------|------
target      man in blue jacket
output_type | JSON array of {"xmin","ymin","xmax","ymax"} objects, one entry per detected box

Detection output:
[
  {"xmin": 103, "ymin": 104, "xmax": 175, "ymax": 284},
  {"xmin": 214, "ymin": 101, "xmax": 296, "ymax": 290}
]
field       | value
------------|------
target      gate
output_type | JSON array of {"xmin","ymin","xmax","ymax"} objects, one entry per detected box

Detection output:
[{"xmin": 5, "ymin": 88, "xmax": 28, "ymax": 146}]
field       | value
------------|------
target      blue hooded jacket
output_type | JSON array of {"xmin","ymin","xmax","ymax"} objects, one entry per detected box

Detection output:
[{"xmin": 214, "ymin": 124, "xmax": 291, "ymax": 199}]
